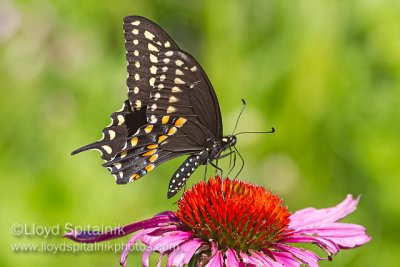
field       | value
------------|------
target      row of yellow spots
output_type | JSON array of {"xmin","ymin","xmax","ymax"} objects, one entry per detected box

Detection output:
[{"xmin": 126, "ymin": 116, "xmax": 187, "ymax": 181}]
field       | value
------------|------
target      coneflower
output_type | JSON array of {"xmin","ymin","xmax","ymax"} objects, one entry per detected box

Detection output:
[{"xmin": 65, "ymin": 177, "xmax": 370, "ymax": 266}]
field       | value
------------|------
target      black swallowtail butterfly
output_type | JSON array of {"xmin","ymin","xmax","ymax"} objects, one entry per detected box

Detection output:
[{"xmin": 72, "ymin": 16, "xmax": 240, "ymax": 198}]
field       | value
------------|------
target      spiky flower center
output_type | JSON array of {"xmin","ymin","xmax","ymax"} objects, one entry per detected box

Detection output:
[{"xmin": 177, "ymin": 177, "xmax": 290, "ymax": 252}]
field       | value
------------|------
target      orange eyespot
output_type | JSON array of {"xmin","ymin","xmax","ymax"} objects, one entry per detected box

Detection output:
[
  {"xmin": 130, "ymin": 174, "xmax": 140, "ymax": 180},
  {"xmin": 162, "ymin": 116, "xmax": 170, "ymax": 124},
  {"xmin": 149, "ymin": 154, "xmax": 159, "ymax": 163},
  {"xmin": 145, "ymin": 164, "xmax": 155, "ymax": 172},
  {"xmin": 143, "ymin": 149, "xmax": 156, "ymax": 156},
  {"xmin": 131, "ymin": 137, "xmax": 138, "ymax": 146},
  {"xmin": 147, "ymin": 144, "xmax": 158, "ymax": 149},
  {"xmin": 175, "ymin": 117, "xmax": 187, "ymax": 127},
  {"xmin": 158, "ymin": 135, "xmax": 167, "ymax": 143},
  {"xmin": 168, "ymin": 127, "xmax": 177, "ymax": 136},
  {"xmin": 144, "ymin": 125, "xmax": 154, "ymax": 133}
]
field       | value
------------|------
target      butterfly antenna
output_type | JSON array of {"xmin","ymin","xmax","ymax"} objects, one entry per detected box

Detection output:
[
  {"xmin": 232, "ymin": 99, "xmax": 247, "ymax": 135},
  {"xmin": 235, "ymin": 127, "xmax": 275, "ymax": 136}
]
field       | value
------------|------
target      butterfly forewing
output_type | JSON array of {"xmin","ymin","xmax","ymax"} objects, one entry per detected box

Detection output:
[
  {"xmin": 123, "ymin": 16, "xmax": 179, "ymax": 110},
  {"xmin": 147, "ymin": 50, "xmax": 222, "ymax": 140}
]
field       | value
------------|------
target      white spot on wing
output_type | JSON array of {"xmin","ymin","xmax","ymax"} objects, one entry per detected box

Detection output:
[
  {"xmin": 150, "ymin": 54, "xmax": 158, "ymax": 63},
  {"xmin": 117, "ymin": 115, "xmax": 125, "ymax": 125},
  {"xmin": 150, "ymin": 66, "xmax": 157, "ymax": 74},
  {"xmin": 108, "ymin": 130, "xmax": 116, "ymax": 140},
  {"xmin": 102, "ymin": 145, "xmax": 112, "ymax": 154},
  {"xmin": 148, "ymin": 43, "xmax": 159, "ymax": 52},
  {"xmin": 144, "ymin": 30, "xmax": 155, "ymax": 40},
  {"xmin": 171, "ymin": 86, "xmax": 181, "ymax": 93},
  {"xmin": 175, "ymin": 60, "xmax": 184, "ymax": 67},
  {"xmin": 149, "ymin": 77, "xmax": 156, "ymax": 87},
  {"xmin": 150, "ymin": 115, "xmax": 157, "ymax": 123},
  {"xmin": 174, "ymin": 78, "xmax": 185, "ymax": 84},
  {"xmin": 167, "ymin": 106, "xmax": 176, "ymax": 113},
  {"xmin": 169, "ymin": 96, "xmax": 178, "ymax": 103},
  {"xmin": 131, "ymin": 21, "xmax": 140, "ymax": 26}
]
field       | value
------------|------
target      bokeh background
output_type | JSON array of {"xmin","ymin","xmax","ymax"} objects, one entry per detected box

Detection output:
[{"xmin": 1, "ymin": 0, "xmax": 399, "ymax": 266}]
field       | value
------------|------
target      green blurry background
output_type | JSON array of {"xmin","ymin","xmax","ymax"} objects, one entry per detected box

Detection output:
[{"xmin": 1, "ymin": 0, "xmax": 399, "ymax": 266}]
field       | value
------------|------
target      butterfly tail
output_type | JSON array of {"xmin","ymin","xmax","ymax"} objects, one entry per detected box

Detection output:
[{"xmin": 71, "ymin": 141, "xmax": 101, "ymax": 155}]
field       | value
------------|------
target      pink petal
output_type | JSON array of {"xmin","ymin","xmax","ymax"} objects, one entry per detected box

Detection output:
[
  {"xmin": 120, "ymin": 227, "xmax": 158, "ymax": 267},
  {"xmin": 289, "ymin": 195, "xmax": 359, "ymax": 229},
  {"xmin": 275, "ymin": 244, "xmax": 320, "ymax": 267},
  {"xmin": 250, "ymin": 251, "xmax": 283, "ymax": 267},
  {"xmin": 289, "ymin": 223, "xmax": 371, "ymax": 249},
  {"xmin": 141, "ymin": 225, "xmax": 179, "ymax": 245},
  {"xmin": 145, "ymin": 230, "xmax": 192, "ymax": 254},
  {"xmin": 270, "ymin": 251, "xmax": 301, "ymax": 267},
  {"xmin": 205, "ymin": 250, "xmax": 224, "ymax": 267},
  {"xmin": 142, "ymin": 246, "xmax": 154, "ymax": 267},
  {"xmin": 240, "ymin": 251, "xmax": 263, "ymax": 266},
  {"xmin": 225, "ymin": 248, "xmax": 242, "ymax": 267},
  {"xmin": 166, "ymin": 238, "xmax": 203, "ymax": 267},
  {"xmin": 210, "ymin": 241, "xmax": 218, "ymax": 255},
  {"xmin": 64, "ymin": 211, "xmax": 179, "ymax": 243},
  {"xmin": 280, "ymin": 235, "xmax": 339, "ymax": 255}
]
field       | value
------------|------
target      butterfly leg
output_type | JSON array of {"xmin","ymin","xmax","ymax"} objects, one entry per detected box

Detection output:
[
  {"xmin": 204, "ymin": 161, "xmax": 208, "ymax": 182},
  {"xmin": 209, "ymin": 161, "xmax": 223, "ymax": 178},
  {"xmin": 229, "ymin": 147, "xmax": 233, "ymax": 170},
  {"xmin": 214, "ymin": 159, "xmax": 219, "ymax": 176},
  {"xmin": 214, "ymin": 150, "xmax": 236, "ymax": 178},
  {"xmin": 227, "ymin": 150, "xmax": 237, "ymax": 177},
  {"xmin": 233, "ymin": 146, "xmax": 244, "ymax": 179}
]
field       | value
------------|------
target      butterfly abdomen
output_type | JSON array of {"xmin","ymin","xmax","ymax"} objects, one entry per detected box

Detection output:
[{"xmin": 167, "ymin": 154, "xmax": 203, "ymax": 198}]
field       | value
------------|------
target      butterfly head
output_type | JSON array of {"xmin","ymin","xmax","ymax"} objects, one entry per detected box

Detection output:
[{"xmin": 221, "ymin": 135, "xmax": 237, "ymax": 149}]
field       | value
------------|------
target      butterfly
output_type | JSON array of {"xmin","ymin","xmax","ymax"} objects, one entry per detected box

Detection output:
[{"xmin": 72, "ymin": 16, "xmax": 240, "ymax": 198}]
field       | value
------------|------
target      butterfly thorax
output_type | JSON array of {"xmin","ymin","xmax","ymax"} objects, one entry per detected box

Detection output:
[{"xmin": 202, "ymin": 135, "xmax": 236, "ymax": 163}]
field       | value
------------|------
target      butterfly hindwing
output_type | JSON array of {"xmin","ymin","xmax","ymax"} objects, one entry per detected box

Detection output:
[
  {"xmin": 103, "ymin": 116, "xmax": 203, "ymax": 184},
  {"xmin": 72, "ymin": 100, "xmax": 146, "ymax": 161}
]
